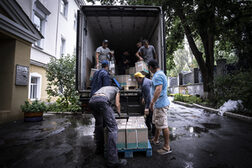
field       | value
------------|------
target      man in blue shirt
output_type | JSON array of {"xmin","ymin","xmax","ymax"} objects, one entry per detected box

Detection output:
[
  {"xmin": 91, "ymin": 60, "xmax": 111, "ymax": 96},
  {"xmin": 134, "ymin": 72, "xmax": 156, "ymax": 137},
  {"xmin": 148, "ymin": 59, "xmax": 172, "ymax": 155}
]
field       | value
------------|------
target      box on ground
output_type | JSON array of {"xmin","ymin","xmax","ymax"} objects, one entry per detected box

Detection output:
[
  {"xmin": 126, "ymin": 119, "xmax": 148, "ymax": 149},
  {"xmin": 116, "ymin": 119, "xmax": 127, "ymax": 149},
  {"xmin": 135, "ymin": 61, "xmax": 149, "ymax": 75}
]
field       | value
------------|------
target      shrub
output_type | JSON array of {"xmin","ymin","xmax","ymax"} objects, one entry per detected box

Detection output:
[
  {"xmin": 174, "ymin": 94, "xmax": 202, "ymax": 104},
  {"xmin": 21, "ymin": 100, "xmax": 47, "ymax": 113},
  {"xmin": 46, "ymin": 55, "xmax": 81, "ymax": 112},
  {"xmin": 213, "ymin": 70, "xmax": 252, "ymax": 112}
]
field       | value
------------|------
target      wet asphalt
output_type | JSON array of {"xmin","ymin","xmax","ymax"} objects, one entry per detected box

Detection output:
[{"xmin": 0, "ymin": 98, "xmax": 252, "ymax": 168}]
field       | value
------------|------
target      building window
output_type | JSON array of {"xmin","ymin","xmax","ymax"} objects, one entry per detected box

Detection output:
[
  {"xmin": 60, "ymin": 37, "xmax": 66, "ymax": 56},
  {"xmin": 33, "ymin": 0, "xmax": 51, "ymax": 49},
  {"xmin": 34, "ymin": 14, "xmax": 44, "ymax": 47},
  {"xmin": 29, "ymin": 73, "xmax": 42, "ymax": 100},
  {"xmin": 60, "ymin": 0, "xmax": 68, "ymax": 18},
  {"xmin": 74, "ymin": 12, "xmax": 77, "ymax": 31}
]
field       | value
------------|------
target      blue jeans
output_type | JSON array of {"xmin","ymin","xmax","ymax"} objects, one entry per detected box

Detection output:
[{"xmin": 89, "ymin": 96, "xmax": 118, "ymax": 165}]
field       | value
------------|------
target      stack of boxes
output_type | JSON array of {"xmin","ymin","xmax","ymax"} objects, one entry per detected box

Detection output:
[
  {"xmin": 115, "ymin": 75, "xmax": 137, "ymax": 90},
  {"xmin": 116, "ymin": 116, "xmax": 148, "ymax": 150}
]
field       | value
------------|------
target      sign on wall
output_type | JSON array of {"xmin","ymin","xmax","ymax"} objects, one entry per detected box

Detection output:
[{"xmin": 15, "ymin": 65, "xmax": 29, "ymax": 86}]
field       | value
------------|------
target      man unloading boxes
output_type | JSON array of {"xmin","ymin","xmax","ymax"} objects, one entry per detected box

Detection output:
[
  {"xmin": 136, "ymin": 40, "xmax": 157, "ymax": 63},
  {"xmin": 91, "ymin": 60, "xmax": 111, "ymax": 96},
  {"xmin": 96, "ymin": 40, "xmax": 114, "ymax": 69},
  {"xmin": 148, "ymin": 59, "xmax": 172, "ymax": 155},
  {"xmin": 89, "ymin": 86, "xmax": 127, "ymax": 167},
  {"xmin": 134, "ymin": 72, "xmax": 156, "ymax": 138}
]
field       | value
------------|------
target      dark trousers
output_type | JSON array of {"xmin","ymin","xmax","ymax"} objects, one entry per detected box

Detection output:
[
  {"xmin": 145, "ymin": 109, "xmax": 156, "ymax": 137},
  {"xmin": 89, "ymin": 96, "xmax": 119, "ymax": 165}
]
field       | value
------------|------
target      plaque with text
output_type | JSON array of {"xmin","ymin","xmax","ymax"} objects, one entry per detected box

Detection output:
[{"xmin": 15, "ymin": 65, "xmax": 29, "ymax": 86}]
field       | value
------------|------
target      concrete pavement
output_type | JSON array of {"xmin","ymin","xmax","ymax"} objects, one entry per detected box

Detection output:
[{"xmin": 0, "ymin": 98, "xmax": 252, "ymax": 168}]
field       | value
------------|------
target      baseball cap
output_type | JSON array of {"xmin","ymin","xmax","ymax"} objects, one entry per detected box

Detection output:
[
  {"xmin": 101, "ymin": 60, "xmax": 109, "ymax": 66},
  {"xmin": 103, "ymin": 39, "xmax": 109, "ymax": 43},
  {"xmin": 134, "ymin": 72, "xmax": 145, "ymax": 78}
]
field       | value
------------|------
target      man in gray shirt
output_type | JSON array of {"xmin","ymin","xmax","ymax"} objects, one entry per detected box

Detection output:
[
  {"xmin": 89, "ymin": 86, "xmax": 127, "ymax": 167},
  {"xmin": 136, "ymin": 40, "xmax": 157, "ymax": 63},
  {"xmin": 96, "ymin": 40, "xmax": 113, "ymax": 69}
]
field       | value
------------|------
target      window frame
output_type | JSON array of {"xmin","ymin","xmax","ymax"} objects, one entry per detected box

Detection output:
[
  {"xmin": 28, "ymin": 72, "xmax": 42, "ymax": 101},
  {"xmin": 60, "ymin": 36, "xmax": 66, "ymax": 57},
  {"xmin": 33, "ymin": 12, "xmax": 45, "ymax": 48},
  {"xmin": 60, "ymin": 0, "xmax": 68, "ymax": 19},
  {"xmin": 33, "ymin": 0, "xmax": 51, "ymax": 49}
]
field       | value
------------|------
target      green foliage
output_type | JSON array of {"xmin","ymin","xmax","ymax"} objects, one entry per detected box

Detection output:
[
  {"xmin": 46, "ymin": 55, "xmax": 81, "ymax": 112},
  {"xmin": 174, "ymin": 94, "xmax": 202, "ymax": 104},
  {"xmin": 213, "ymin": 71, "xmax": 252, "ymax": 111},
  {"xmin": 21, "ymin": 100, "xmax": 47, "ymax": 113},
  {"xmin": 214, "ymin": 40, "xmax": 238, "ymax": 64}
]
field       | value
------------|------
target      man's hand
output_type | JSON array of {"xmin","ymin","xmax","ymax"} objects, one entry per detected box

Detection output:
[
  {"xmin": 144, "ymin": 109, "xmax": 149, "ymax": 116},
  {"xmin": 96, "ymin": 64, "xmax": 99, "ymax": 69},
  {"xmin": 139, "ymin": 57, "xmax": 144, "ymax": 61},
  {"xmin": 141, "ymin": 98, "xmax": 145, "ymax": 105}
]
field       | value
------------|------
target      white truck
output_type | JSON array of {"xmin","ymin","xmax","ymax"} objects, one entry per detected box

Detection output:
[{"xmin": 76, "ymin": 5, "xmax": 166, "ymax": 114}]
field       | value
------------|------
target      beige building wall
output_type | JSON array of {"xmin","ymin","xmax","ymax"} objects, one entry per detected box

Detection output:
[{"xmin": 0, "ymin": 33, "xmax": 31, "ymax": 124}]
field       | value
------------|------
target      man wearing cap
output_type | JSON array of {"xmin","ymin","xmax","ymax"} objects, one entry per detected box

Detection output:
[
  {"xmin": 148, "ymin": 59, "xmax": 172, "ymax": 155},
  {"xmin": 91, "ymin": 60, "xmax": 111, "ymax": 96},
  {"xmin": 96, "ymin": 40, "xmax": 114, "ymax": 69},
  {"xmin": 134, "ymin": 72, "xmax": 156, "ymax": 137},
  {"xmin": 89, "ymin": 86, "xmax": 127, "ymax": 167}
]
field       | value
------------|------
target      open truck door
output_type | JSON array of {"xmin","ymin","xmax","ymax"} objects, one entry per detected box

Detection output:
[{"xmin": 76, "ymin": 9, "xmax": 86, "ymax": 92}]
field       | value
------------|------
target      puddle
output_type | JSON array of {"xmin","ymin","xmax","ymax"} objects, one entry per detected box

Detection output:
[{"xmin": 201, "ymin": 123, "xmax": 221, "ymax": 129}]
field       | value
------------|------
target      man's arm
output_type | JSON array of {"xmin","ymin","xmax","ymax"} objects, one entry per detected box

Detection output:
[
  {"xmin": 96, "ymin": 52, "xmax": 100, "ymax": 69},
  {"xmin": 150, "ymin": 85, "xmax": 162, "ymax": 111},
  {"xmin": 136, "ymin": 52, "xmax": 143, "ymax": 61},
  {"xmin": 142, "ymin": 85, "xmax": 151, "ymax": 109},
  {"xmin": 115, "ymin": 92, "xmax": 121, "ymax": 113},
  {"xmin": 136, "ymin": 48, "xmax": 144, "ymax": 61}
]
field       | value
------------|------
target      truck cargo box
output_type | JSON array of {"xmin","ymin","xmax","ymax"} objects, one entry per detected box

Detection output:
[{"xmin": 76, "ymin": 5, "xmax": 166, "ymax": 114}]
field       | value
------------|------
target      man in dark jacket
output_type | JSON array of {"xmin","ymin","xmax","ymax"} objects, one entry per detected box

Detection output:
[
  {"xmin": 134, "ymin": 72, "xmax": 156, "ymax": 137},
  {"xmin": 91, "ymin": 60, "xmax": 111, "ymax": 96}
]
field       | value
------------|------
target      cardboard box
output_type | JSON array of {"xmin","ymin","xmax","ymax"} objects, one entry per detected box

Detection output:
[
  {"xmin": 90, "ymin": 68, "xmax": 98, "ymax": 80},
  {"xmin": 115, "ymin": 75, "xmax": 137, "ymax": 87},
  {"xmin": 116, "ymin": 119, "xmax": 127, "ymax": 149},
  {"xmin": 126, "ymin": 120, "xmax": 148, "ymax": 149},
  {"xmin": 129, "ymin": 67, "xmax": 136, "ymax": 75},
  {"xmin": 116, "ymin": 119, "xmax": 127, "ymax": 125},
  {"xmin": 135, "ymin": 61, "xmax": 149, "ymax": 75},
  {"xmin": 117, "ymin": 124, "xmax": 126, "ymax": 149},
  {"xmin": 136, "ymin": 122, "xmax": 148, "ymax": 148},
  {"xmin": 128, "ymin": 116, "xmax": 145, "ymax": 122}
]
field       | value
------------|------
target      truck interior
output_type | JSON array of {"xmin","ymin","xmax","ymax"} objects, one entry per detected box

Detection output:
[
  {"xmin": 78, "ymin": 6, "xmax": 164, "ymax": 90},
  {"xmin": 77, "ymin": 6, "xmax": 165, "ymax": 114}
]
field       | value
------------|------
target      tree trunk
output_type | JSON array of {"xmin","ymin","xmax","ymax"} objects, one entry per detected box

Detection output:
[{"xmin": 175, "ymin": 4, "xmax": 215, "ymax": 99}]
